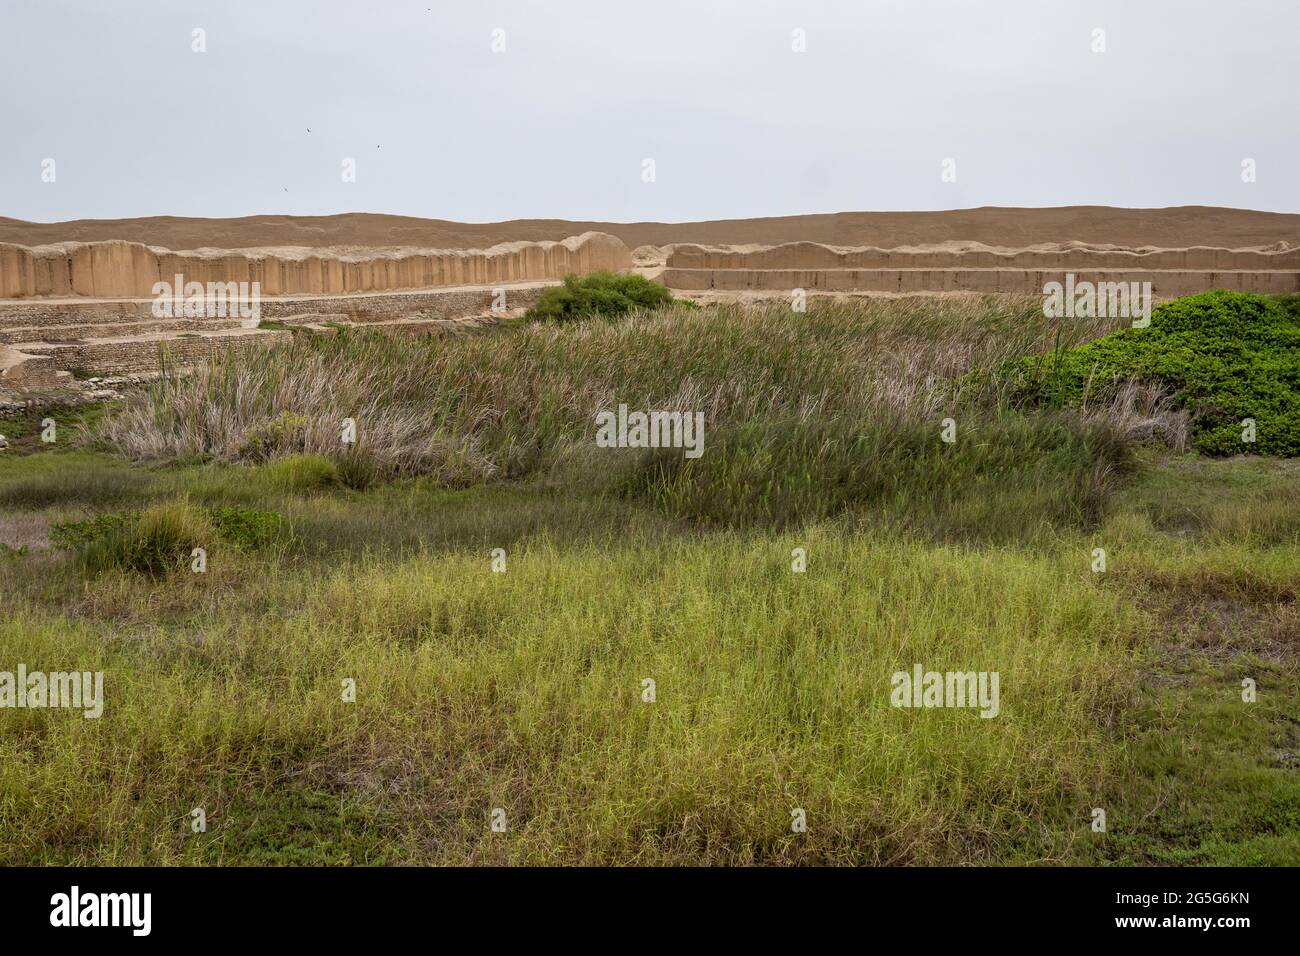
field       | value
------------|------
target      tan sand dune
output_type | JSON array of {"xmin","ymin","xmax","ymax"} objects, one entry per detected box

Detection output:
[{"xmin": 2, "ymin": 205, "xmax": 1298, "ymax": 252}]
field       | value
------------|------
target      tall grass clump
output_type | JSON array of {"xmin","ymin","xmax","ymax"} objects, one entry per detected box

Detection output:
[
  {"xmin": 50, "ymin": 501, "xmax": 287, "ymax": 575},
  {"xmin": 263, "ymin": 452, "xmax": 341, "ymax": 492},
  {"xmin": 622, "ymin": 409, "xmax": 1141, "ymax": 537},
  {"xmin": 74, "ymin": 502, "xmax": 215, "ymax": 576}
]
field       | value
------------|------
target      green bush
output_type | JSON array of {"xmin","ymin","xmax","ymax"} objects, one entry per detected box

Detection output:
[
  {"xmin": 524, "ymin": 272, "xmax": 675, "ymax": 322},
  {"xmin": 206, "ymin": 506, "xmax": 285, "ymax": 549},
  {"xmin": 1002, "ymin": 291, "xmax": 1300, "ymax": 456},
  {"xmin": 1271, "ymin": 293, "xmax": 1300, "ymax": 322},
  {"xmin": 49, "ymin": 511, "xmax": 138, "ymax": 550}
]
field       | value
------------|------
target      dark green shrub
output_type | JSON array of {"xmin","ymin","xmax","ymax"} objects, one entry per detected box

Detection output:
[
  {"xmin": 524, "ymin": 272, "xmax": 675, "ymax": 322},
  {"xmin": 1271, "ymin": 293, "xmax": 1300, "ymax": 322},
  {"xmin": 1001, "ymin": 291, "xmax": 1300, "ymax": 456}
]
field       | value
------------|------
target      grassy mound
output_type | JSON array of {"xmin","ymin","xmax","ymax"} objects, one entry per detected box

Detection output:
[
  {"xmin": 525, "ymin": 271, "xmax": 675, "ymax": 321},
  {"xmin": 1003, "ymin": 291, "xmax": 1300, "ymax": 456},
  {"xmin": 94, "ymin": 297, "xmax": 1153, "ymax": 536}
]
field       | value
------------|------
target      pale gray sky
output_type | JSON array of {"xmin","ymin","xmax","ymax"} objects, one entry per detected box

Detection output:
[{"xmin": 2, "ymin": 0, "xmax": 1296, "ymax": 223}]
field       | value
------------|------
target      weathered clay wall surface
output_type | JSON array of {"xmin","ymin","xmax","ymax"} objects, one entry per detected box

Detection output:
[
  {"xmin": 663, "ymin": 241, "xmax": 1300, "ymax": 295},
  {"xmin": 0, "ymin": 232, "xmax": 630, "ymax": 299},
  {"xmin": 664, "ymin": 268, "xmax": 1300, "ymax": 296},
  {"xmin": 667, "ymin": 242, "xmax": 1300, "ymax": 271}
]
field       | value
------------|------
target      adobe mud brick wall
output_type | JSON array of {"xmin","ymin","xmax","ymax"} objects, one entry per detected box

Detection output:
[
  {"xmin": 667, "ymin": 243, "xmax": 1300, "ymax": 271},
  {"xmin": 663, "ymin": 242, "xmax": 1300, "ymax": 295},
  {"xmin": 664, "ymin": 268, "xmax": 1300, "ymax": 296},
  {"xmin": 0, "ymin": 233, "xmax": 629, "ymax": 298}
]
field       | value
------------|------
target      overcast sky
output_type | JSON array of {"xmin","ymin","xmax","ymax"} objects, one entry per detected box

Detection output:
[{"xmin": 2, "ymin": 0, "xmax": 1296, "ymax": 223}]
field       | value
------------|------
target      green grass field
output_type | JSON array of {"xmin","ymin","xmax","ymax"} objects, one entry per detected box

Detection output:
[{"xmin": 0, "ymin": 294, "xmax": 1296, "ymax": 865}]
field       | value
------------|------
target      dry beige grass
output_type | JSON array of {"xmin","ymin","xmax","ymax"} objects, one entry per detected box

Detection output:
[{"xmin": 0, "ymin": 512, "xmax": 50, "ymax": 551}]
